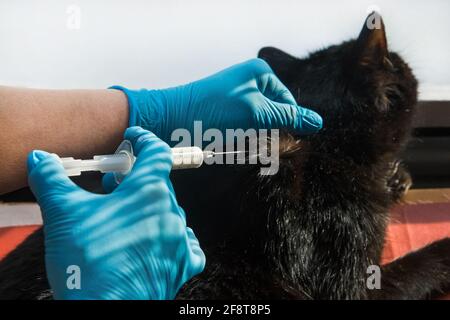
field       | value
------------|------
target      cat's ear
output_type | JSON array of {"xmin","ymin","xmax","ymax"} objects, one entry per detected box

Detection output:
[
  {"xmin": 258, "ymin": 47, "xmax": 297, "ymax": 81},
  {"xmin": 353, "ymin": 12, "xmax": 389, "ymax": 66}
]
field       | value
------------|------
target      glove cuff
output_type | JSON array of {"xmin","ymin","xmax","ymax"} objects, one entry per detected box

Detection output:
[{"xmin": 108, "ymin": 86, "xmax": 165, "ymax": 137}]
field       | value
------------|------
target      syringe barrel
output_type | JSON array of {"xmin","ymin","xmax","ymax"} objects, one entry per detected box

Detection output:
[
  {"xmin": 58, "ymin": 144, "xmax": 206, "ymax": 180},
  {"xmin": 94, "ymin": 154, "xmax": 132, "ymax": 173},
  {"xmin": 171, "ymin": 146, "xmax": 204, "ymax": 169}
]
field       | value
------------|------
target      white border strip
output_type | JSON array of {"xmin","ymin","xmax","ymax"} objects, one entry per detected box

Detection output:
[
  {"xmin": 419, "ymin": 85, "xmax": 450, "ymax": 101},
  {"xmin": 0, "ymin": 202, "xmax": 43, "ymax": 227}
]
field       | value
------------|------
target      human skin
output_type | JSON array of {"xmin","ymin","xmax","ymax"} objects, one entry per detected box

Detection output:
[{"xmin": 0, "ymin": 86, "xmax": 128, "ymax": 194}]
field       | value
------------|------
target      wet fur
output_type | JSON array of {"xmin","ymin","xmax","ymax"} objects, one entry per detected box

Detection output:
[{"xmin": 1, "ymin": 14, "xmax": 449, "ymax": 299}]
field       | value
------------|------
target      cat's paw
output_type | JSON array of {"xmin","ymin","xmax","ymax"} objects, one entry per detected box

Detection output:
[{"xmin": 387, "ymin": 161, "xmax": 412, "ymax": 202}]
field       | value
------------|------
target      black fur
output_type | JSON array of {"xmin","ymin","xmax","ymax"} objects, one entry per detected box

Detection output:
[{"xmin": 0, "ymin": 14, "xmax": 449, "ymax": 300}]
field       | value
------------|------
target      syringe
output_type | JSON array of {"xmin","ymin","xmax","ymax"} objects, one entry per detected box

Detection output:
[{"xmin": 57, "ymin": 140, "xmax": 243, "ymax": 183}]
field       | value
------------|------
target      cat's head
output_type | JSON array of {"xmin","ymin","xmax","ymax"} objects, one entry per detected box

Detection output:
[{"xmin": 258, "ymin": 13, "xmax": 418, "ymax": 162}]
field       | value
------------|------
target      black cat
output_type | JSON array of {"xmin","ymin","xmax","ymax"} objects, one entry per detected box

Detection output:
[
  {"xmin": 0, "ymin": 14, "xmax": 449, "ymax": 300},
  {"xmin": 177, "ymin": 13, "xmax": 450, "ymax": 299}
]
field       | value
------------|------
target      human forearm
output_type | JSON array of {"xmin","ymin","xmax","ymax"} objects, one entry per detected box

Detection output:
[{"xmin": 0, "ymin": 86, "xmax": 128, "ymax": 194}]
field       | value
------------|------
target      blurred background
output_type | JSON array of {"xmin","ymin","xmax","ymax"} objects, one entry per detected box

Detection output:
[{"xmin": 0, "ymin": 0, "xmax": 449, "ymax": 100}]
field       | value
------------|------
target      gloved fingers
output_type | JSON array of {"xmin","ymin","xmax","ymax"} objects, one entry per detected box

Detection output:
[
  {"xmin": 27, "ymin": 150, "xmax": 86, "ymax": 205},
  {"xmin": 116, "ymin": 126, "xmax": 172, "ymax": 191},
  {"xmin": 262, "ymin": 72, "xmax": 298, "ymax": 105},
  {"xmin": 259, "ymin": 101, "xmax": 323, "ymax": 134},
  {"xmin": 169, "ymin": 183, "xmax": 187, "ymax": 223},
  {"xmin": 102, "ymin": 172, "xmax": 118, "ymax": 193},
  {"xmin": 250, "ymin": 58, "xmax": 297, "ymax": 106},
  {"xmin": 252, "ymin": 62, "xmax": 323, "ymax": 133},
  {"xmin": 124, "ymin": 126, "xmax": 162, "ymax": 156},
  {"xmin": 184, "ymin": 226, "xmax": 206, "ymax": 277},
  {"xmin": 156, "ymin": 210, "xmax": 204, "ymax": 269},
  {"xmin": 155, "ymin": 214, "xmax": 205, "ymax": 285}
]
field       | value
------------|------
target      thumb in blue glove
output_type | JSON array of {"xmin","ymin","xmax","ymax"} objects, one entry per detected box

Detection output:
[
  {"xmin": 110, "ymin": 58, "xmax": 322, "ymax": 144},
  {"xmin": 27, "ymin": 126, "xmax": 205, "ymax": 300}
]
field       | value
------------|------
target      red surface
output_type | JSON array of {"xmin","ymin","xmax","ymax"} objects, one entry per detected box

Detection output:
[
  {"xmin": 382, "ymin": 202, "xmax": 450, "ymax": 300},
  {"xmin": 0, "ymin": 225, "xmax": 41, "ymax": 260},
  {"xmin": 0, "ymin": 202, "xmax": 449, "ymax": 299},
  {"xmin": 382, "ymin": 202, "xmax": 450, "ymax": 265}
]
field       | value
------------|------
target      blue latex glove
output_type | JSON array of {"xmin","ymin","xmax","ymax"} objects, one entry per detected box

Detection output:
[
  {"xmin": 110, "ymin": 58, "xmax": 322, "ymax": 144},
  {"xmin": 27, "ymin": 127, "xmax": 205, "ymax": 300}
]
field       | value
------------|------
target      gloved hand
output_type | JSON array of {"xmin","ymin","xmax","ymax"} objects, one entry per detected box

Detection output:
[
  {"xmin": 110, "ymin": 58, "xmax": 322, "ymax": 144},
  {"xmin": 27, "ymin": 126, "xmax": 205, "ymax": 300}
]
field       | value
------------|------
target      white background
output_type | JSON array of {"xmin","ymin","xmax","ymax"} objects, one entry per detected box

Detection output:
[{"xmin": 0, "ymin": 0, "xmax": 449, "ymax": 100}]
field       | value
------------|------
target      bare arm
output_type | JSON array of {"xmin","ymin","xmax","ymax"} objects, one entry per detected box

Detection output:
[{"xmin": 0, "ymin": 86, "xmax": 128, "ymax": 194}]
